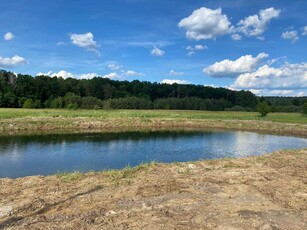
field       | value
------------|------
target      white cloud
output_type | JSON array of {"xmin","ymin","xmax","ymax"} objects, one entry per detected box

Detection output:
[
  {"xmin": 107, "ymin": 63, "xmax": 123, "ymax": 70},
  {"xmin": 56, "ymin": 41, "xmax": 66, "ymax": 46},
  {"xmin": 204, "ymin": 52, "xmax": 268, "ymax": 77},
  {"xmin": 161, "ymin": 79, "xmax": 190, "ymax": 85},
  {"xmin": 297, "ymin": 91, "xmax": 305, "ymax": 97},
  {"xmin": 231, "ymin": 63, "xmax": 307, "ymax": 90},
  {"xmin": 37, "ymin": 70, "xmax": 98, "ymax": 79},
  {"xmin": 249, "ymin": 89, "xmax": 263, "ymax": 95},
  {"xmin": 4, "ymin": 32, "xmax": 14, "ymax": 41},
  {"xmin": 302, "ymin": 26, "xmax": 307, "ymax": 36},
  {"xmin": 237, "ymin": 7, "xmax": 280, "ymax": 39},
  {"xmin": 169, "ymin": 70, "xmax": 184, "ymax": 76},
  {"xmin": 186, "ymin": 45, "xmax": 194, "ymax": 51},
  {"xmin": 0, "ymin": 55, "xmax": 28, "ymax": 68},
  {"xmin": 231, "ymin": 34, "xmax": 242, "ymax": 41},
  {"xmin": 187, "ymin": 51, "xmax": 195, "ymax": 56},
  {"xmin": 281, "ymin": 31, "xmax": 299, "ymax": 43},
  {"xmin": 195, "ymin": 45, "xmax": 207, "ymax": 50},
  {"xmin": 151, "ymin": 46, "xmax": 165, "ymax": 56},
  {"xmin": 70, "ymin": 32, "xmax": 100, "ymax": 55},
  {"xmin": 124, "ymin": 70, "xmax": 144, "ymax": 77},
  {"xmin": 102, "ymin": 72, "xmax": 121, "ymax": 80},
  {"xmin": 186, "ymin": 45, "xmax": 207, "ymax": 56},
  {"xmin": 78, "ymin": 73, "xmax": 98, "ymax": 79},
  {"xmin": 36, "ymin": 71, "xmax": 52, "ymax": 76},
  {"xmin": 249, "ymin": 89, "xmax": 305, "ymax": 96},
  {"xmin": 269, "ymin": 90, "xmax": 294, "ymax": 95},
  {"xmin": 51, "ymin": 70, "xmax": 75, "ymax": 79},
  {"xmin": 178, "ymin": 7, "xmax": 231, "ymax": 40}
]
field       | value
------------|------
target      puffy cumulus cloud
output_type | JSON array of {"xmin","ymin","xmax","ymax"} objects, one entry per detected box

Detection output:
[
  {"xmin": 231, "ymin": 63, "xmax": 307, "ymax": 91},
  {"xmin": 70, "ymin": 32, "xmax": 100, "ymax": 55},
  {"xmin": 204, "ymin": 53, "xmax": 268, "ymax": 77},
  {"xmin": 4, "ymin": 32, "xmax": 14, "ymax": 41},
  {"xmin": 237, "ymin": 7, "xmax": 281, "ymax": 39},
  {"xmin": 169, "ymin": 70, "xmax": 184, "ymax": 76},
  {"xmin": 178, "ymin": 7, "xmax": 231, "ymax": 40},
  {"xmin": 123, "ymin": 70, "xmax": 144, "ymax": 77},
  {"xmin": 302, "ymin": 26, "xmax": 307, "ymax": 36},
  {"xmin": 281, "ymin": 31, "xmax": 299, "ymax": 43},
  {"xmin": 37, "ymin": 70, "xmax": 98, "ymax": 79},
  {"xmin": 51, "ymin": 70, "xmax": 74, "ymax": 79},
  {"xmin": 102, "ymin": 72, "xmax": 121, "ymax": 80},
  {"xmin": 0, "ymin": 55, "xmax": 28, "ymax": 68},
  {"xmin": 107, "ymin": 63, "xmax": 123, "ymax": 70},
  {"xmin": 161, "ymin": 79, "xmax": 190, "ymax": 85},
  {"xmin": 151, "ymin": 46, "xmax": 165, "ymax": 57}
]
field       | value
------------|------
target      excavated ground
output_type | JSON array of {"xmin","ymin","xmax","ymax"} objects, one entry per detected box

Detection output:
[{"xmin": 0, "ymin": 149, "xmax": 306, "ymax": 229}]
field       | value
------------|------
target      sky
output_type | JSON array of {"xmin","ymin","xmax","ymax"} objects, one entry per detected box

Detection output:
[{"xmin": 0, "ymin": 0, "xmax": 306, "ymax": 96}]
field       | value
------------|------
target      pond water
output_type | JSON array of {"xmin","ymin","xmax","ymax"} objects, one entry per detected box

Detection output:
[{"xmin": 0, "ymin": 130, "xmax": 306, "ymax": 178}]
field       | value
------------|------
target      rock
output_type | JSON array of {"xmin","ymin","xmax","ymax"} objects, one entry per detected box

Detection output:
[
  {"xmin": 187, "ymin": 164, "xmax": 197, "ymax": 169},
  {"xmin": 0, "ymin": 206, "xmax": 13, "ymax": 218},
  {"xmin": 106, "ymin": 210, "xmax": 117, "ymax": 216}
]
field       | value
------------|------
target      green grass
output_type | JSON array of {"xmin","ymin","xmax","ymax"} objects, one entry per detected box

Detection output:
[
  {"xmin": 0, "ymin": 108, "xmax": 306, "ymax": 124},
  {"xmin": 104, "ymin": 161, "xmax": 158, "ymax": 186},
  {"xmin": 55, "ymin": 171, "xmax": 84, "ymax": 182}
]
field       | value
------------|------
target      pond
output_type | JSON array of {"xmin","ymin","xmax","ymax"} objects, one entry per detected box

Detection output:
[{"xmin": 0, "ymin": 130, "xmax": 306, "ymax": 178}]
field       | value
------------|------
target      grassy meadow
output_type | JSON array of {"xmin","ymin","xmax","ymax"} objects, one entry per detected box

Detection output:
[
  {"xmin": 0, "ymin": 108, "xmax": 306, "ymax": 124},
  {"xmin": 0, "ymin": 108, "xmax": 306, "ymax": 136}
]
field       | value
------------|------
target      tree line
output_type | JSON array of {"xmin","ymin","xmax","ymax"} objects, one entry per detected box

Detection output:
[{"xmin": 0, "ymin": 69, "xmax": 305, "ymax": 112}]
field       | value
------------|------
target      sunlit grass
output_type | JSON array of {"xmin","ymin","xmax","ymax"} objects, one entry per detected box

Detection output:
[{"xmin": 0, "ymin": 108, "xmax": 305, "ymax": 124}]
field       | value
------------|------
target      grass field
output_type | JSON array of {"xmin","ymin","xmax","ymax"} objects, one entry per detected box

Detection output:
[
  {"xmin": 0, "ymin": 108, "xmax": 306, "ymax": 136},
  {"xmin": 0, "ymin": 108, "xmax": 306, "ymax": 124}
]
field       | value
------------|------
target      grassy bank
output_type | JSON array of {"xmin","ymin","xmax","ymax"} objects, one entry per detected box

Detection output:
[
  {"xmin": 0, "ymin": 108, "xmax": 306, "ymax": 136},
  {"xmin": 0, "ymin": 149, "xmax": 306, "ymax": 229}
]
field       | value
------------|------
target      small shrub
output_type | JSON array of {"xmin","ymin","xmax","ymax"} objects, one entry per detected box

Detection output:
[
  {"xmin": 23, "ymin": 99, "xmax": 34, "ymax": 108},
  {"xmin": 244, "ymin": 107, "xmax": 253, "ymax": 112},
  {"xmin": 303, "ymin": 102, "xmax": 307, "ymax": 115},
  {"xmin": 257, "ymin": 101, "xmax": 271, "ymax": 117},
  {"xmin": 224, "ymin": 105, "xmax": 245, "ymax": 111},
  {"xmin": 67, "ymin": 103, "xmax": 78, "ymax": 110},
  {"xmin": 94, "ymin": 105, "xmax": 101, "ymax": 110}
]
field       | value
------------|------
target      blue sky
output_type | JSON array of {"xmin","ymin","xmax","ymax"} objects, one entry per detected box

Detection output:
[{"xmin": 0, "ymin": 0, "xmax": 306, "ymax": 96}]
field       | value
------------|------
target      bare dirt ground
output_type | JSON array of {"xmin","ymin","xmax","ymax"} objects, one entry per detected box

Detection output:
[{"xmin": 0, "ymin": 149, "xmax": 306, "ymax": 229}]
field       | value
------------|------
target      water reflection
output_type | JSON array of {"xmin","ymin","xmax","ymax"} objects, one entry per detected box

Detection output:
[{"xmin": 0, "ymin": 130, "xmax": 306, "ymax": 178}]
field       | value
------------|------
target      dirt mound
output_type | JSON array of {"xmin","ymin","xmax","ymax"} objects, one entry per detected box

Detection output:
[{"xmin": 0, "ymin": 149, "xmax": 306, "ymax": 229}]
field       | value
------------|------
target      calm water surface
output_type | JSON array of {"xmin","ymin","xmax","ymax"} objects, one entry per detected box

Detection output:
[{"xmin": 0, "ymin": 130, "xmax": 306, "ymax": 178}]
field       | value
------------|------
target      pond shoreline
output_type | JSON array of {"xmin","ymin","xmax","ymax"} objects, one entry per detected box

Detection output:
[
  {"xmin": 1, "ymin": 110, "xmax": 306, "ymax": 228},
  {"xmin": 1, "ymin": 117, "xmax": 307, "ymax": 137},
  {"xmin": 0, "ymin": 149, "xmax": 306, "ymax": 229}
]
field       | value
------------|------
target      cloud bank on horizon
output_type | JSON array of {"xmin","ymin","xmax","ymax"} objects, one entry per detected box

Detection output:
[{"xmin": 0, "ymin": 0, "xmax": 306, "ymax": 96}]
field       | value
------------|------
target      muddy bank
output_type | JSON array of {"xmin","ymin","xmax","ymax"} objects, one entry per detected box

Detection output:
[
  {"xmin": 1, "ymin": 117, "xmax": 307, "ymax": 137},
  {"xmin": 0, "ymin": 149, "xmax": 306, "ymax": 229}
]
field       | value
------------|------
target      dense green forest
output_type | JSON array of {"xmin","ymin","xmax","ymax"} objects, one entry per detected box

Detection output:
[{"xmin": 0, "ymin": 70, "xmax": 305, "ymax": 111}]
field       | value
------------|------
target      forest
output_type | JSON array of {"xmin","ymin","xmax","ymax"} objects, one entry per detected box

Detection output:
[{"xmin": 0, "ymin": 70, "xmax": 305, "ymax": 112}]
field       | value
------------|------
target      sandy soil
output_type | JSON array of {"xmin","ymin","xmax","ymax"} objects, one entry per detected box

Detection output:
[{"xmin": 0, "ymin": 149, "xmax": 306, "ymax": 229}]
